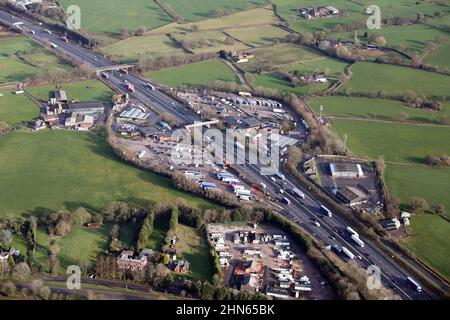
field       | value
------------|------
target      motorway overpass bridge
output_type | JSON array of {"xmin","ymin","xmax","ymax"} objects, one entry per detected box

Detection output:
[{"xmin": 96, "ymin": 64, "xmax": 136, "ymax": 74}]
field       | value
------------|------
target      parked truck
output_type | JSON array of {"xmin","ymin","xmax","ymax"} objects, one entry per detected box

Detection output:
[
  {"xmin": 346, "ymin": 226, "xmax": 359, "ymax": 238},
  {"xmin": 342, "ymin": 247, "xmax": 355, "ymax": 259},
  {"xmin": 201, "ymin": 182, "xmax": 217, "ymax": 191},
  {"xmin": 236, "ymin": 189, "xmax": 252, "ymax": 197},
  {"xmin": 137, "ymin": 150, "xmax": 146, "ymax": 159},
  {"xmin": 351, "ymin": 234, "xmax": 364, "ymax": 248},
  {"xmin": 222, "ymin": 177, "xmax": 240, "ymax": 184}
]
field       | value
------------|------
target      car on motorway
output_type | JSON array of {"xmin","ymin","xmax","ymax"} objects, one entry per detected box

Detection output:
[
  {"xmin": 313, "ymin": 221, "xmax": 321, "ymax": 227},
  {"xmin": 270, "ymin": 177, "xmax": 276, "ymax": 183}
]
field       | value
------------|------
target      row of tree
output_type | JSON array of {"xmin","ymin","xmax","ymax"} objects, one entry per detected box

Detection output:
[{"xmin": 137, "ymin": 212, "xmax": 155, "ymax": 249}]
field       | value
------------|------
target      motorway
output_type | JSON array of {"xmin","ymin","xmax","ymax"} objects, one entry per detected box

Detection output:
[{"xmin": 0, "ymin": 9, "xmax": 444, "ymax": 300}]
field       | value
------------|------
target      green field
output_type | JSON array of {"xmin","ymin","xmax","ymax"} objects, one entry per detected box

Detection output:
[
  {"xmin": 119, "ymin": 223, "xmax": 140, "ymax": 247},
  {"xmin": 27, "ymin": 80, "xmax": 113, "ymax": 102},
  {"xmin": 147, "ymin": 59, "xmax": 239, "ymax": 87},
  {"xmin": 173, "ymin": 30, "xmax": 249, "ymax": 54},
  {"xmin": 101, "ymin": 34, "xmax": 184, "ymax": 62},
  {"xmin": 175, "ymin": 224, "xmax": 213, "ymax": 281},
  {"xmin": 275, "ymin": 0, "xmax": 450, "ymax": 32},
  {"xmin": 162, "ymin": 0, "xmax": 266, "ymax": 22},
  {"xmin": 149, "ymin": 6, "xmax": 279, "ymax": 34},
  {"xmin": 0, "ymin": 36, "xmax": 39, "ymax": 56},
  {"xmin": 241, "ymin": 43, "xmax": 327, "ymax": 72},
  {"xmin": 330, "ymin": 23, "xmax": 450, "ymax": 56},
  {"xmin": 225, "ymin": 24, "xmax": 289, "ymax": 47},
  {"xmin": 403, "ymin": 215, "xmax": 450, "ymax": 280},
  {"xmin": 253, "ymin": 72, "xmax": 328, "ymax": 96},
  {"xmin": 332, "ymin": 119, "xmax": 450, "ymax": 164},
  {"xmin": 425, "ymin": 42, "xmax": 450, "ymax": 69},
  {"xmin": 0, "ymin": 92, "xmax": 39, "ymax": 125},
  {"xmin": 341, "ymin": 62, "xmax": 450, "ymax": 98},
  {"xmin": 146, "ymin": 214, "xmax": 169, "ymax": 251},
  {"xmin": 0, "ymin": 130, "xmax": 216, "ymax": 218},
  {"xmin": 59, "ymin": 0, "xmax": 173, "ymax": 35},
  {"xmin": 0, "ymin": 54, "xmax": 69, "ymax": 84},
  {"xmin": 280, "ymin": 57, "xmax": 348, "ymax": 77},
  {"xmin": 11, "ymin": 227, "xmax": 50, "ymax": 271},
  {"xmin": 385, "ymin": 164, "xmax": 450, "ymax": 217},
  {"xmin": 57, "ymin": 224, "xmax": 112, "ymax": 270},
  {"xmin": 307, "ymin": 96, "xmax": 449, "ymax": 122}
]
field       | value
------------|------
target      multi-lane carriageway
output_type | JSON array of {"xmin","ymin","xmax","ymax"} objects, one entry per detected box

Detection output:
[{"xmin": 0, "ymin": 8, "xmax": 445, "ymax": 300}]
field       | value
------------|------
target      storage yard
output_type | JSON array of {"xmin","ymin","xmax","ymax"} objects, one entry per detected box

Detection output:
[{"xmin": 207, "ymin": 223, "xmax": 335, "ymax": 300}]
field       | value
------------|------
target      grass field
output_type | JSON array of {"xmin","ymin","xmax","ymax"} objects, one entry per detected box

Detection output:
[
  {"xmin": 279, "ymin": 56, "xmax": 348, "ymax": 77},
  {"xmin": 252, "ymin": 72, "xmax": 328, "ymax": 96},
  {"xmin": 241, "ymin": 43, "xmax": 326, "ymax": 72},
  {"xmin": 162, "ymin": 0, "xmax": 266, "ymax": 22},
  {"xmin": 0, "ymin": 92, "xmax": 39, "ymax": 125},
  {"xmin": 385, "ymin": 164, "xmax": 450, "ymax": 217},
  {"xmin": 149, "ymin": 5, "xmax": 276, "ymax": 34},
  {"xmin": 307, "ymin": 96, "xmax": 449, "ymax": 123},
  {"xmin": 173, "ymin": 30, "xmax": 249, "ymax": 54},
  {"xmin": 57, "ymin": 224, "xmax": 112, "ymax": 271},
  {"xmin": 59, "ymin": 0, "xmax": 173, "ymax": 35},
  {"xmin": 0, "ymin": 54, "xmax": 69, "ymax": 84},
  {"xmin": 101, "ymin": 35, "xmax": 184, "ymax": 62},
  {"xmin": 27, "ymin": 80, "xmax": 113, "ymax": 102},
  {"xmin": 341, "ymin": 62, "xmax": 450, "ymax": 98},
  {"xmin": 146, "ymin": 214, "xmax": 169, "ymax": 251},
  {"xmin": 425, "ymin": 42, "xmax": 450, "ymax": 69},
  {"xmin": 147, "ymin": 59, "xmax": 239, "ymax": 87},
  {"xmin": 11, "ymin": 227, "xmax": 50, "ymax": 271},
  {"xmin": 330, "ymin": 24, "xmax": 450, "ymax": 56},
  {"xmin": 119, "ymin": 223, "xmax": 140, "ymax": 248},
  {"xmin": 403, "ymin": 215, "xmax": 450, "ymax": 280},
  {"xmin": 0, "ymin": 130, "xmax": 216, "ymax": 218},
  {"xmin": 0, "ymin": 36, "xmax": 39, "ymax": 56},
  {"xmin": 225, "ymin": 24, "xmax": 289, "ymax": 47},
  {"xmin": 332, "ymin": 119, "xmax": 450, "ymax": 164},
  {"xmin": 274, "ymin": 0, "xmax": 449, "ymax": 31},
  {"xmin": 175, "ymin": 224, "xmax": 213, "ymax": 281}
]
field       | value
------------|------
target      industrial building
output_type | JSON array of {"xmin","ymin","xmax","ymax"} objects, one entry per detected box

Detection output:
[
  {"xmin": 119, "ymin": 105, "xmax": 151, "ymax": 121},
  {"xmin": 330, "ymin": 163, "xmax": 364, "ymax": 178},
  {"xmin": 335, "ymin": 186, "xmax": 368, "ymax": 206}
]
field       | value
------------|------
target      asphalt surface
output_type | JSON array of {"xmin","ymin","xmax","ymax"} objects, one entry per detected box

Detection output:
[{"xmin": 0, "ymin": 9, "xmax": 445, "ymax": 300}]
